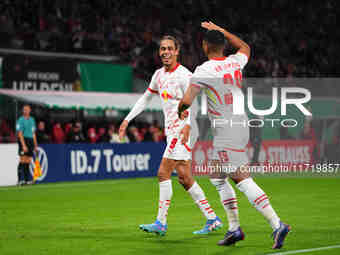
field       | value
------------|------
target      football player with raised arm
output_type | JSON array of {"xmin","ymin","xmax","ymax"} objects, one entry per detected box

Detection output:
[
  {"xmin": 119, "ymin": 35, "xmax": 222, "ymax": 236},
  {"xmin": 178, "ymin": 22, "xmax": 290, "ymax": 249}
]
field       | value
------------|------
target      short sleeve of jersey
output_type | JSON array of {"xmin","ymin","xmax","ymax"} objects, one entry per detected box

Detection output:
[
  {"xmin": 229, "ymin": 52, "xmax": 249, "ymax": 69},
  {"xmin": 147, "ymin": 70, "xmax": 160, "ymax": 94},
  {"xmin": 16, "ymin": 117, "xmax": 23, "ymax": 132},
  {"xmin": 190, "ymin": 66, "xmax": 210, "ymax": 89}
]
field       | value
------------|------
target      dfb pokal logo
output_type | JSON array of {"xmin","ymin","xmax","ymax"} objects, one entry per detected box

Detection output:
[{"xmin": 29, "ymin": 147, "xmax": 49, "ymax": 181}]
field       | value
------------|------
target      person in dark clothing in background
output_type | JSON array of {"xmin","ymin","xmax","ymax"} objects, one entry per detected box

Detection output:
[
  {"xmin": 299, "ymin": 121, "xmax": 319, "ymax": 162},
  {"xmin": 280, "ymin": 126, "xmax": 295, "ymax": 140},
  {"xmin": 249, "ymin": 118, "xmax": 263, "ymax": 165},
  {"xmin": 36, "ymin": 120, "xmax": 50, "ymax": 144},
  {"xmin": 325, "ymin": 132, "xmax": 340, "ymax": 164},
  {"xmin": 66, "ymin": 121, "xmax": 85, "ymax": 143}
]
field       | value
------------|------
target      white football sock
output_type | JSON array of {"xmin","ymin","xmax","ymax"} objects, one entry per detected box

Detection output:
[
  {"xmin": 237, "ymin": 177, "xmax": 280, "ymax": 230},
  {"xmin": 210, "ymin": 178, "xmax": 240, "ymax": 231},
  {"xmin": 157, "ymin": 179, "xmax": 173, "ymax": 225},
  {"xmin": 188, "ymin": 181, "xmax": 217, "ymax": 220}
]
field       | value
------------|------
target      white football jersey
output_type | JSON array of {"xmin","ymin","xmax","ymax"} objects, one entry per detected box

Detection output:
[
  {"xmin": 148, "ymin": 63, "xmax": 199, "ymax": 138},
  {"xmin": 191, "ymin": 52, "xmax": 249, "ymax": 149}
]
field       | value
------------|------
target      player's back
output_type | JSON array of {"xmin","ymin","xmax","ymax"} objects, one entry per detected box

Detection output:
[
  {"xmin": 191, "ymin": 52, "xmax": 249, "ymax": 149},
  {"xmin": 194, "ymin": 53, "xmax": 247, "ymax": 119}
]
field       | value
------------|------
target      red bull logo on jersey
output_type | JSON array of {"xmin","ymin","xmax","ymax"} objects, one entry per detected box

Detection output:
[{"xmin": 161, "ymin": 90, "xmax": 173, "ymax": 102}]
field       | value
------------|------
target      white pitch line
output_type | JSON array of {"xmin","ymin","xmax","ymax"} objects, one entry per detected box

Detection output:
[{"xmin": 265, "ymin": 244, "xmax": 340, "ymax": 255}]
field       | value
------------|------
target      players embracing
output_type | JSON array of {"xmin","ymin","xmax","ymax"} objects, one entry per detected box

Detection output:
[
  {"xmin": 119, "ymin": 35, "xmax": 222, "ymax": 236},
  {"xmin": 178, "ymin": 21, "xmax": 291, "ymax": 249}
]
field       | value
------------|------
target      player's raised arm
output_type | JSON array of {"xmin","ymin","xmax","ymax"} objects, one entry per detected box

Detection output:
[{"xmin": 201, "ymin": 21, "xmax": 250, "ymax": 59}]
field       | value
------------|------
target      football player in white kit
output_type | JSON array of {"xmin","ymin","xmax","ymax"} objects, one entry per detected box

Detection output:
[
  {"xmin": 178, "ymin": 22, "xmax": 290, "ymax": 249},
  {"xmin": 119, "ymin": 35, "xmax": 222, "ymax": 236}
]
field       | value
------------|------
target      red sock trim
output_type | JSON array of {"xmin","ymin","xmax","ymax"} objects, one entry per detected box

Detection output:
[
  {"xmin": 256, "ymin": 196, "xmax": 268, "ymax": 205},
  {"xmin": 223, "ymin": 198, "xmax": 237, "ymax": 203},
  {"xmin": 224, "ymin": 201, "xmax": 238, "ymax": 206},
  {"xmin": 254, "ymin": 194, "xmax": 266, "ymax": 203},
  {"xmin": 262, "ymin": 203, "xmax": 269, "ymax": 209}
]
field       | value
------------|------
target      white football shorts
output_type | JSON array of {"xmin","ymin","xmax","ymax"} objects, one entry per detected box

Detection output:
[
  {"xmin": 163, "ymin": 133, "xmax": 197, "ymax": 161},
  {"xmin": 210, "ymin": 146, "xmax": 249, "ymax": 173}
]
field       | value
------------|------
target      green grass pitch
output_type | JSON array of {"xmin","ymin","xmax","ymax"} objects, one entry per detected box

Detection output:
[{"xmin": 1, "ymin": 176, "xmax": 340, "ymax": 255}]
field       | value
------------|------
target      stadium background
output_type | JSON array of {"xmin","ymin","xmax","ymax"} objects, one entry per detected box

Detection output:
[
  {"xmin": 0, "ymin": 1, "xmax": 340, "ymax": 254},
  {"xmin": 0, "ymin": 0, "xmax": 339, "ymax": 165}
]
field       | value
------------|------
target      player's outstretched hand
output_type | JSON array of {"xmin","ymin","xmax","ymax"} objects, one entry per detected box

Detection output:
[
  {"xmin": 201, "ymin": 21, "xmax": 223, "ymax": 32},
  {"xmin": 180, "ymin": 125, "xmax": 190, "ymax": 144},
  {"xmin": 119, "ymin": 120, "xmax": 128, "ymax": 141}
]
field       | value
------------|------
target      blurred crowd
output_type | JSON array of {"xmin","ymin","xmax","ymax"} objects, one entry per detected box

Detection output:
[
  {"xmin": 0, "ymin": 117, "xmax": 165, "ymax": 144},
  {"xmin": 0, "ymin": 0, "xmax": 338, "ymax": 80},
  {"xmin": 36, "ymin": 119, "xmax": 166, "ymax": 144},
  {"xmin": 0, "ymin": 117, "xmax": 15, "ymax": 143}
]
